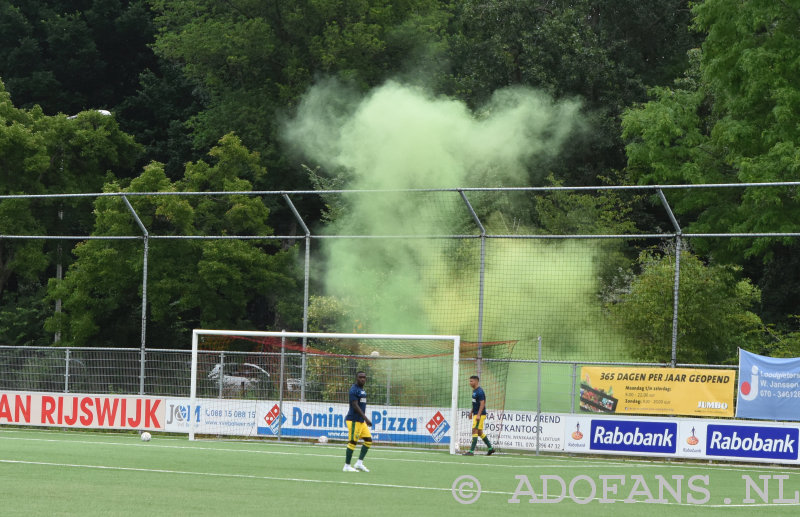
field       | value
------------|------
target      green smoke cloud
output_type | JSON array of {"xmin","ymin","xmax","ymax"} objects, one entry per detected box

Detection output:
[
  {"xmin": 286, "ymin": 80, "xmax": 582, "ymax": 189},
  {"xmin": 285, "ymin": 81, "xmax": 625, "ymax": 368}
]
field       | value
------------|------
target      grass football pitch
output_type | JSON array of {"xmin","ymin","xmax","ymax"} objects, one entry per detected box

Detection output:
[{"xmin": 1, "ymin": 428, "xmax": 799, "ymax": 516}]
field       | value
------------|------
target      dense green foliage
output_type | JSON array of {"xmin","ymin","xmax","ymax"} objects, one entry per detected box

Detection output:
[
  {"xmin": 45, "ymin": 134, "xmax": 301, "ymax": 347},
  {"xmin": 0, "ymin": 1, "xmax": 798, "ymax": 360},
  {"xmin": 621, "ymin": 0, "xmax": 800, "ymax": 334}
]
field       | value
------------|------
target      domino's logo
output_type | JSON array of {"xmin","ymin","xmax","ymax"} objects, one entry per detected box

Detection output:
[
  {"xmin": 263, "ymin": 404, "xmax": 286, "ymax": 435},
  {"xmin": 425, "ymin": 411, "xmax": 450, "ymax": 443}
]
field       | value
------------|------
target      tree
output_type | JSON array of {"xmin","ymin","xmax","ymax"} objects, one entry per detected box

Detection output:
[
  {"xmin": 149, "ymin": 0, "xmax": 451, "ymax": 192},
  {"xmin": 0, "ymin": 0, "xmax": 158, "ymax": 116},
  {"xmin": 445, "ymin": 0, "xmax": 699, "ymax": 185},
  {"xmin": 0, "ymin": 79, "xmax": 141, "ymax": 345},
  {"xmin": 609, "ymin": 248, "xmax": 763, "ymax": 364},
  {"xmin": 621, "ymin": 0, "xmax": 800, "ymax": 329},
  {"xmin": 46, "ymin": 134, "xmax": 301, "ymax": 347}
]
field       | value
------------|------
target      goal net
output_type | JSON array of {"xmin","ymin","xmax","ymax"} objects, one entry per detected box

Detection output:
[{"xmin": 188, "ymin": 330, "xmax": 515, "ymax": 454}]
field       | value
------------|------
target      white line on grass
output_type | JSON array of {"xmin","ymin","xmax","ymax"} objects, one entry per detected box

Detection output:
[
  {"xmin": 1, "ymin": 458, "xmax": 797, "ymax": 509},
  {"xmin": 2, "ymin": 433, "xmax": 800, "ymax": 477},
  {"xmin": 0, "ymin": 458, "xmax": 510, "ymax": 495}
]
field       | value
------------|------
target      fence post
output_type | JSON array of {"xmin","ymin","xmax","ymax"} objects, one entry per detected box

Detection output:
[
  {"xmin": 458, "ymin": 190, "xmax": 486, "ymax": 376},
  {"xmin": 385, "ymin": 360, "xmax": 392, "ymax": 406},
  {"xmin": 121, "ymin": 195, "xmax": 150, "ymax": 395},
  {"xmin": 282, "ymin": 194, "xmax": 311, "ymax": 402},
  {"xmin": 139, "ymin": 234, "xmax": 148, "ymax": 394},
  {"xmin": 570, "ymin": 363, "xmax": 577, "ymax": 413},
  {"xmin": 64, "ymin": 348, "xmax": 70, "ymax": 393},
  {"xmin": 218, "ymin": 352, "xmax": 225, "ymax": 398},
  {"xmin": 279, "ymin": 333, "xmax": 285, "ymax": 441},
  {"xmin": 535, "ymin": 336, "xmax": 543, "ymax": 455},
  {"xmin": 657, "ymin": 188, "xmax": 682, "ymax": 368},
  {"xmin": 301, "ymin": 236, "xmax": 310, "ymax": 402},
  {"xmin": 671, "ymin": 236, "xmax": 682, "ymax": 367}
]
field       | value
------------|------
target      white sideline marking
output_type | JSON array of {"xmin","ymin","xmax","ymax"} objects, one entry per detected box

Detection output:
[
  {"xmin": 1, "ymin": 458, "xmax": 797, "ymax": 508},
  {"xmin": 2, "ymin": 434, "xmax": 800, "ymax": 478},
  {"xmin": 0, "ymin": 458, "xmax": 510, "ymax": 495}
]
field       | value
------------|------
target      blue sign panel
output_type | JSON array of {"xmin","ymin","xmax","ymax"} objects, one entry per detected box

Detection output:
[
  {"xmin": 706, "ymin": 424, "xmax": 799, "ymax": 461},
  {"xmin": 737, "ymin": 349, "xmax": 800, "ymax": 420},
  {"xmin": 589, "ymin": 419, "xmax": 677, "ymax": 454}
]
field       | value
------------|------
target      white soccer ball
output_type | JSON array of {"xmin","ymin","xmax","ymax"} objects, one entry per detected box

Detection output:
[
  {"xmin": 370, "ymin": 350, "xmax": 380, "ymax": 357},
  {"xmin": 318, "ymin": 435, "xmax": 329, "ymax": 444},
  {"xmin": 141, "ymin": 431, "xmax": 152, "ymax": 442}
]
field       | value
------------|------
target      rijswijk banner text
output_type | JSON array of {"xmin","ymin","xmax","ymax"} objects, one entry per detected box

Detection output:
[{"xmin": 580, "ymin": 367, "xmax": 735, "ymax": 417}]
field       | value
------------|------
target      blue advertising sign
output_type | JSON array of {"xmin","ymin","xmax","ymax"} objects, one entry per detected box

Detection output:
[
  {"xmin": 737, "ymin": 349, "xmax": 800, "ymax": 420},
  {"xmin": 706, "ymin": 424, "xmax": 799, "ymax": 461},
  {"xmin": 589, "ymin": 419, "xmax": 677, "ymax": 454}
]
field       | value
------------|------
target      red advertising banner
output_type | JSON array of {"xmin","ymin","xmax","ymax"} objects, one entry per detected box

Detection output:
[{"xmin": 0, "ymin": 391, "xmax": 165, "ymax": 430}]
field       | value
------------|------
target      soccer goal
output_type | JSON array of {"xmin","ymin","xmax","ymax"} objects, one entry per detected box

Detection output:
[{"xmin": 188, "ymin": 330, "xmax": 467, "ymax": 453}]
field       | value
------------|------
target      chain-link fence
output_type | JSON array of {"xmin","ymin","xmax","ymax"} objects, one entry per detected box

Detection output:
[
  {"xmin": 0, "ymin": 344, "xmax": 735, "ymax": 417},
  {"xmin": 1, "ymin": 184, "xmax": 799, "ymax": 398}
]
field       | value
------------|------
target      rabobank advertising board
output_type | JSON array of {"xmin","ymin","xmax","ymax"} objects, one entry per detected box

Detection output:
[{"xmin": 564, "ymin": 415, "xmax": 800, "ymax": 464}]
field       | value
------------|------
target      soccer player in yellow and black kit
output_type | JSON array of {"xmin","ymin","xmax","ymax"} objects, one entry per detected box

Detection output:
[
  {"xmin": 464, "ymin": 375, "xmax": 495, "ymax": 456},
  {"xmin": 343, "ymin": 371, "xmax": 372, "ymax": 472}
]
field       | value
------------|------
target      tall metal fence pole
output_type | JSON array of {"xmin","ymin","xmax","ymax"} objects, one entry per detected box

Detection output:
[
  {"xmin": 283, "ymin": 194, "xmax": 311, "ymax": 402},
  {"xmin": 140, "ymin": 234, "xmax": 149, "ymax": 394},
  {"xmin": 301, "ymin": 235, "xmax": 310, "ymax": 402},
  {"xmin": 657, "ymin": 189, "xmax": 683, "ymax": 368},
  {"xmin": 459, "ymin": 191, "xmax": 486, "ymax": 376},
  {"xmin": 671, "ymin": 236, "xmax": 682, "ymax": 367},
  {"xmin": 121, "ymin": 195, "xmax": 149, "ymax": 395},
  {"xmin": 279, "ymin": 333, "xmax": 285, "ymax": 441}
]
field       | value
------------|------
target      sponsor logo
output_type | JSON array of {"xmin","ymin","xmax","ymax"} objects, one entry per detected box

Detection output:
[
  {"xmin": 262, "ymin": 404, "xmax": 286, "ymax": 435},
  {"xmin": 740, "ymin": 365, "xmax": 759, "ymax": 401},
  {"xmin": 425, "ymin": 411, "xmax": 450, "ymax": 443},
  {"xmin": 697, "ymin": 401, "xmax": 728, "ymax": 409},
  {"xmin": 590, "ymin": 420, "xmax": 677, "ymax": 454},
  {"xmin": 166, "ymin": 404, "xmax": 191, "ymax": 426},
  {"xmin": 707, "ymin": 424, "xmax": 798, "ymax": 460}
]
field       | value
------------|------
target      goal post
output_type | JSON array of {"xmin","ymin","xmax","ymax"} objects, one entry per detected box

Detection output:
[{"xmin": 189, "ymin": 329, "xmax": 462, "ymax": 454}]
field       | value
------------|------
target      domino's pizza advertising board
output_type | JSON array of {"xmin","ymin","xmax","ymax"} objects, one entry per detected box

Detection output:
[
  {"xmin": 255, "ymin": 401, "xmax": 450, "ymax": 444},
  {"xmin": 736, "ymin": 348, "xmax": 800, "ymax": 420},
  {"xmin": 162, "ymin": 397, "xmax": 455, "ymax": 443}
]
